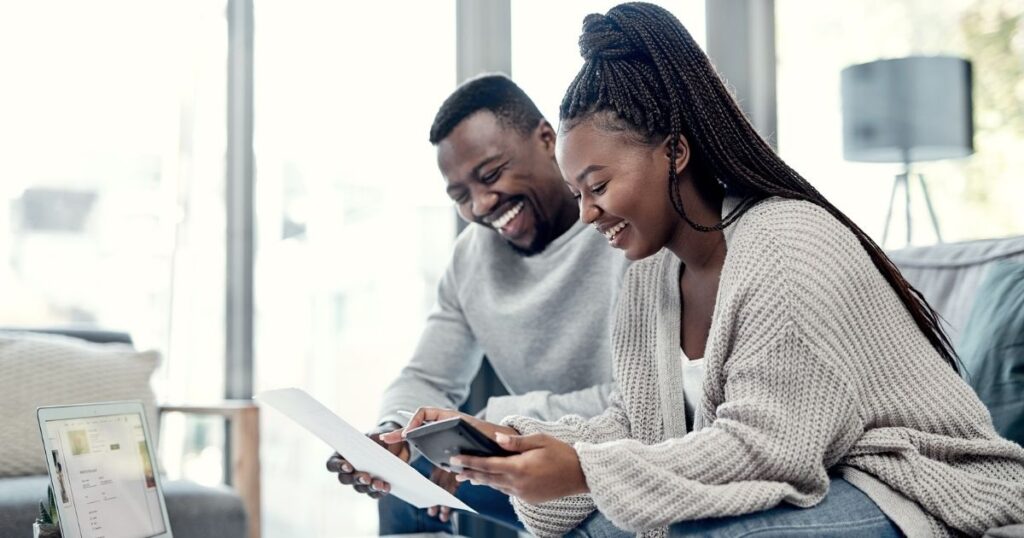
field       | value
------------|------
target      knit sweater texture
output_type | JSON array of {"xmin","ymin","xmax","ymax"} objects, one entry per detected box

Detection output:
[{"xmin": 503, "ymin": 198, "xmax": 1024, "ymax": 537}]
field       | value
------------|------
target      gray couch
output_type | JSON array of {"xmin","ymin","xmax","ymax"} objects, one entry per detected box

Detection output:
[
  {"xmin": 0, "ymin": 329, "xmax": 255, "ymax": 538},
  {"xmin": 889, "ymin": 234, "xmax": 1024, "ymax": 446},
  {"xmin": 888, "ymin": 235, "xmax": 1024, "ymax": 345},
  {"xmin": 0, "ymin": 476, "xmax": 246, "ymax": 538}
]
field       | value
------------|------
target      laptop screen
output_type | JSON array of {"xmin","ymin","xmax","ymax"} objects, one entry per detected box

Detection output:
[{"xmin": 44, "ymin": 412, "xmax": 167, "ymax": 538}]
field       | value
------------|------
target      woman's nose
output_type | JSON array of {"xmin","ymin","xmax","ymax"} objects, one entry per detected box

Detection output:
[{"xmin": 580, "ymin": 199, "xmax": 601, "ymax": 224}]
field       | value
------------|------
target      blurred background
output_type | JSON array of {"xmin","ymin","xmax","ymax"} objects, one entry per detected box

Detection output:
[{"xmin": 0, "ymin": 0, "xmax": 1020, "ymax": 536}]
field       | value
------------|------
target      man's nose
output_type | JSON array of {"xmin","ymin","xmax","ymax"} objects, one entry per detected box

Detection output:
[{"xmin": 471, "ymin": 190, "xmax": 499, "ymax": 218}]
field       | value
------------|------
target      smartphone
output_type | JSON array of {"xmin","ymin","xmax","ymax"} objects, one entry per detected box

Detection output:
[{"xmin": 404, "ymin": 416, "xmax": 514, "ymax": 472}]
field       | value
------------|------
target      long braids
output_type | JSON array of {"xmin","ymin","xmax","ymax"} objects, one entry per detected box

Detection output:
[{"xmin": 561, "ymin": 2, "xmax": 960, "ymax": 373}]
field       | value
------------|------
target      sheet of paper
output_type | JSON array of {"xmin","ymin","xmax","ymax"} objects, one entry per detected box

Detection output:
[{"xmin": 256, "ymin": 388, "xmax": 474, "ymax": 513}]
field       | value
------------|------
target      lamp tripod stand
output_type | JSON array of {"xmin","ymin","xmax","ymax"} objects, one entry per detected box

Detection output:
[{"xmin": 882, "ymin": 163, "xmax": 944, "ymax": 247}]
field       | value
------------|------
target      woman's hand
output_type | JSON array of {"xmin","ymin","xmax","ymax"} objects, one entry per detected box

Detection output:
[
  {"xmin": 451, "ymin": 433, "xmax": 589, "ymax": 504},
  {"xmin": 378, "ymin": 407, "xmax": 517, "ymax": 445}
]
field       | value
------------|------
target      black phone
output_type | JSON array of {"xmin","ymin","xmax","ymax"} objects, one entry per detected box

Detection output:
[{"xmin": 403, "ymin": 416, "xmax": 514, "ymax": 472}]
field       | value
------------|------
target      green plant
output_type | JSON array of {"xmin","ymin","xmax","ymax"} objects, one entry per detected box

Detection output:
[{"xmin": 36, "ymin": 486, "xmax": 58, "ymax": 527}]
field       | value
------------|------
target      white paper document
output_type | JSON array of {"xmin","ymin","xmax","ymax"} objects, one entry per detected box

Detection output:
[{"xmin": 256, "ymin": 388, "xmax": 475, "ymax": 513}]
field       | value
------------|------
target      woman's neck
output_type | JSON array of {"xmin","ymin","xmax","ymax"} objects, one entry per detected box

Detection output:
[{"xmin": 666, "ymin": 177, "xmax": 726, "ymax": 273}]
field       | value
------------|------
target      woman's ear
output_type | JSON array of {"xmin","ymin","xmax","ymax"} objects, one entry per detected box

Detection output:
[{"xmin": 662, "ymin": 134, "xmax": 691, "ymax": 175}]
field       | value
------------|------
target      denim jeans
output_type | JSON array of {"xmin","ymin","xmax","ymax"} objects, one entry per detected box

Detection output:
[
  {"xmin": 572, "ymin": 477, "xmax": 903, "ymax": 538},
  {"xmin": 377, "ymin": 457, "xmax": 524, "ymax": 534}
]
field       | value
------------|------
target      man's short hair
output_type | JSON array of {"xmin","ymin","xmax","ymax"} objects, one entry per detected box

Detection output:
[{"xmin": 429, "ymin": 74, "xmax": 545, "ymax": 145}]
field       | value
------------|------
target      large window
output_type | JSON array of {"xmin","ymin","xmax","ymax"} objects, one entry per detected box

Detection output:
[
  {"xmin": 512, "ymin": 1, "xmax": 706, "ymax": 129},
  {"xmin": 252, "ymin": 2, "xmax": 456, "ymax": 535},
  {"xmin": 0, "ymin": 0, "xmax": 228, "ymax": 482},
  {"xmin": 776, "ymin": 0, "xmax": 1024, "ymax": 245}
]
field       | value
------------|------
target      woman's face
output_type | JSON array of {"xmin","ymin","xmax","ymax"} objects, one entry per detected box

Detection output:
[{"xmin": 557, "ymin": 119, "xmax": 684, "ymax": 261}]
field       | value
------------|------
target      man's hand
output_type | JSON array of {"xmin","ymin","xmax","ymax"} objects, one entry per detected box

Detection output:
[
  {"xmin": 378, "ymin": 407, "xmax": 518, "ymax": 445},
  {"xmin": 426, "ymin": 466, "xmax": 460, "ymax": 522},
  {"xmin": 326, "ymin": 422, "xmax": 410, "ymax": 499},
  {"xmin": 451, "ymin": 432, "xmax": 588, "ymax": 504},
  {"xmin": 378, "ymin": 407, "xmax": 518, "ymax": 521}
]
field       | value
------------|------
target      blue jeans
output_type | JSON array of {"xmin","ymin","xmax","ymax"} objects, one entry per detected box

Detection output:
[
  {"xmin": 572, "ymin": 478, "xmax": 903, "ymax": 538},
  {"xmin": 378, "ymin": 457, "xmax": 523, "ymax": 534}
]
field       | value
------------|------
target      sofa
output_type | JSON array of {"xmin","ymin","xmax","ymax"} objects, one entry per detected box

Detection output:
[
  {"xmin": 0, "ymin": 329, "xmax": 260, "ymax": 538},
  {"xmin": 888, "ymin": 234, "xmax": 1024, "ymax": 444}
]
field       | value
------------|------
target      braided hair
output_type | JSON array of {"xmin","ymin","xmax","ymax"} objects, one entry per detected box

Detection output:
[{"xmin": 561, "ymin": 2, "xmax": 960, "ymax": 373}]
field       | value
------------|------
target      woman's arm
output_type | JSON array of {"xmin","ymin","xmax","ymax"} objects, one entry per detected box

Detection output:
[{"xmin": 574, "ymin": 322, "xmax": 863, "ymax": 532}]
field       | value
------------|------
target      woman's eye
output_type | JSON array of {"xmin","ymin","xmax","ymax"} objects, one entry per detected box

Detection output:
[{"xmin": 591, "ymin": 182, "xmax": 608, "ymax": 195}]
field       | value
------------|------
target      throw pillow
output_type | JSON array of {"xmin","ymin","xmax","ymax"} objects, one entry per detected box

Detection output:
[
  {"xmin": 958, "ymin": 261, "xmax": 1024, "ymax": 446},
  {"xmin": 0, "ymin": 331, "xmax": 160, "ymax": 477}
]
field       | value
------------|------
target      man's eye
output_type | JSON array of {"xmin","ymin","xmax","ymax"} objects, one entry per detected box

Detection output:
[
  {"xmin": 571, "ymin": 192, "xmax": 582, "ymax": 201},
  {"xmin": 481, "ymin": 167, "xmax": 503, "ymax": 184}
]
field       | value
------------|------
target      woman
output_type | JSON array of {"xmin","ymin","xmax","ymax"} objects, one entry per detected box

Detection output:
[{"xmin": 383, "ymin": 3, "xmax": 1024, "ymax": 536}]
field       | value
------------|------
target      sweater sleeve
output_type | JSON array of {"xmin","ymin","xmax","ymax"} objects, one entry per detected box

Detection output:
[
  {"xmin": 499, "ymin": 390, "xmax": 632, "ymax": 536},
  {"xmin": 483, "ymin": 381, "xmax": 614, "ymax": 423},
  {"xmin": 378, "ymin": 255, "xmax": 484, "ymax": 428},
  {"xmin": 573, "ymin": 320, "xmax": 864, "ymax": 532}
]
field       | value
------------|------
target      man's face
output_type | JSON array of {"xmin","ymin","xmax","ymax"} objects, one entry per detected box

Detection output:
[{"xmin": 437, "ymin": 111, "xmax": 573, "ymax": 256}]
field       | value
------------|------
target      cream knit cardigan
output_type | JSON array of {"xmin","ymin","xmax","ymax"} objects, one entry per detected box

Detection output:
[{"xmin": 503, "ymin": 198, "xmax": 1024, "ymax": 537}]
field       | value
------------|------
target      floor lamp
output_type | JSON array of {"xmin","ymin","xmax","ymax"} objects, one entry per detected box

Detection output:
[{"xmin": 841, "ymin": 56, "xmax": 974, "ymax": 247}]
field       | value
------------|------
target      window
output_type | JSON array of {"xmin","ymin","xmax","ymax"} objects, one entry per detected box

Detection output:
[
  {"xmin": 776, "ymin": 0, "xmax": 1024, "ymax": 244},
  {"xmin": 253, "ymin": 2, "xmax": 456, "ymax": 535},
  {"xmin": 0, "ymin": 0, "xmax": 228, "ymax": 482},
  {"xmin": 512, "ymin": 1, "xmax": 706, "ymax": 129}
]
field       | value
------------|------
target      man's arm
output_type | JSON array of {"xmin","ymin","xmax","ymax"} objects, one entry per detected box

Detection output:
[
  {"xmin": 378, "ymin": 260, "xmax": 484, "ymax": 427},
  {"xmin": 481, "ymin": 382, "xmax": 615, "ymax": 423}
]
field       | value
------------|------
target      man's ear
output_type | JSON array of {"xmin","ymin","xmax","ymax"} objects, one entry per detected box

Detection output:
[
  {"xmin": 536, "ymin": 119, "xmax": 557, "ymax": 157},
  {"xmin": 662, "ymin": 133, "xmax": 691, "ymax": 175}
]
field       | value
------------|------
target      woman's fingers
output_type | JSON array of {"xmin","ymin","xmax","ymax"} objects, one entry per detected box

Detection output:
[
  {"xmin": 451, "ymin": 454, "xmax": 512, "ymax": 473},
  {"xmin": 456, "ymin": 468, "xmax": 512, "ymax": 489}
]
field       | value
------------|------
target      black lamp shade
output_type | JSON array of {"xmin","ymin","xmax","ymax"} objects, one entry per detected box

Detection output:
[{"xmin": 841, "ymin": 56, "xmax": 974, "ymax": 163}]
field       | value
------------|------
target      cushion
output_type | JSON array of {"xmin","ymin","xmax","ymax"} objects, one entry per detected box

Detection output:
[
  {"xmin": 888, "ymin": 235, "xmax": 1024, "ymax": 341},
  {"xmin": 957, "ymin": 261, "xmax": 1024, "ymax": 446},
  {"xmin": 0, "ymin": 331, "xmax": 160, "ymax": 477}
]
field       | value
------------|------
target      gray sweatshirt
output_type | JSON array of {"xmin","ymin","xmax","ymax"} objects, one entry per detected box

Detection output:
[
  {"xmin": 378, "ymin": 218, "xmax": 631, "ymax": 427},
  {"xmin": 505, "ymin": 198, "xmax": 1024, "ymax": 537}
]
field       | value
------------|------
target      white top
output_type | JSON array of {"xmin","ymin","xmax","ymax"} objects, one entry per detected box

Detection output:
[{"xmin": 681, "ymin": 350, "xmax": 705, "ymax": 431}]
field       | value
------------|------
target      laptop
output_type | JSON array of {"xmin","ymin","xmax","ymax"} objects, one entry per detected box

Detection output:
[{"xmin": 37, "ymin": 401, "xmax": 173, "ymax": 538}]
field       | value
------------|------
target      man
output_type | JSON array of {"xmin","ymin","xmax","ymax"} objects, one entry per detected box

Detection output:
[{"xmin": 326, "ymin": 74, "xmax": 629, "ymax": 533}]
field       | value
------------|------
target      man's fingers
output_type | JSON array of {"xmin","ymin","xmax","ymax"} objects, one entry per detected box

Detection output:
[
  {"xmin": 353, "ymin": 471, "xmax": 372, "ymax": 487},
  {"xmin": 326, "ymin": 456, "xmax": 353, "ymax": 473},
  {"xmin": 426, "ymin": 506, "xmax": 452, "ymax": 521},
  {"xmin": 379, "ymin": 430, "xmax": 403, "ymax": 444},
  {"xmin": 371, "ymin": 479, "xmax": 390, "ymax": 493},
  {"xmin": 337, "ymin": 472, "xmax": 355, "ymax": 485},
  {"xmin": 400, "ymin": 407, "xmax": 462, "ymax": 438}
]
